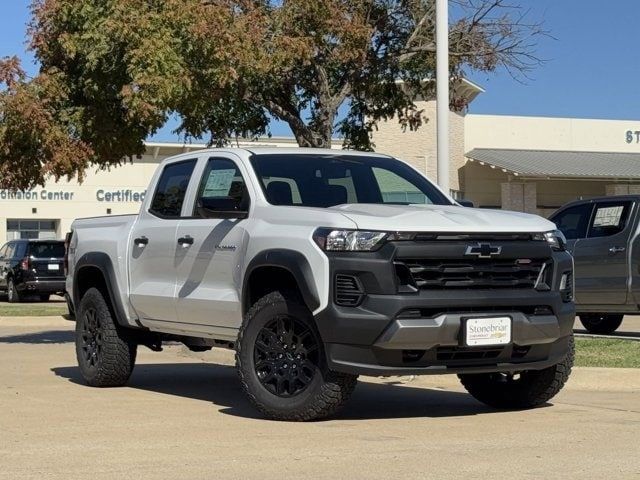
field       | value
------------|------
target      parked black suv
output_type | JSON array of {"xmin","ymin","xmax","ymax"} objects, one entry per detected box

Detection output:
[{"xmin": 0, "ymin": 239, "xmax": 66, "ymax": 302}]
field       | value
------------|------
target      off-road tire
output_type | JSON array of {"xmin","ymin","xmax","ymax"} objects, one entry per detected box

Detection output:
[
  {"xmin": 579, "ymin": 314, "xmax": 623, "ymax": 335},
  {"xmin": 75, "ymin": 287, "xmax": 137, "ymax": 387},
  {"xmin": 39, "ymin": 294, "xmax": 50, "ymax": 302},
  {"xmin": 7, "ymin": 279, "xmax": 20, "ymax": 303},
  {"xmin": 236, "ymin": 291, "xmax": 358, "ymax": 421},
  {"xmin": 458, "ymin": 335, "xmax": 574, "ymax": 409}
]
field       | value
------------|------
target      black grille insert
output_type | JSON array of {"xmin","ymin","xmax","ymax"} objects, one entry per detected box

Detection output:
[
  {"xmin": 335, "ymin": 274, "xmax": 364, "ymax": 307},
  {"xmin": 436, "ymin": 346, "xmax": 503, "ymax": 361},
  {"xmin": 397, "ymin": 258, "xmax": 546, "ymax": 289}
]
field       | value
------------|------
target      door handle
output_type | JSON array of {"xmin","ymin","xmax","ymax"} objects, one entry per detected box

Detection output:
[
  {"xmin": 609, "ymin": 246, "xmax": 625, "ymax": 254},
  {"xmin": 134, "ymin": 236, "xmax": 149, "ymax": 246},
  {"xmin": 178, "ymin": 235, "xmax": 194, "ymax": 246}
]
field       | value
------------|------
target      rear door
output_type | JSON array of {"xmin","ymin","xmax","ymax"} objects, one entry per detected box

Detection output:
[
  {"xmin": 28, "ymin": 242, "xmax": 65, "ymax": 279},
  {"xmin": 174, "ymin": 155, "xmax": 251, "ymax": 335},
  {"xmin": 571, "ymin": 200, "xmax": 635, "ymax": 305},
  {"xmin": 128, "ymin": 158, "xmax": 198, "ymax": 322}
]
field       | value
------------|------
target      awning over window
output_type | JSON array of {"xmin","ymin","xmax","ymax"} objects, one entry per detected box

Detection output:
[{"xmin": 465, "ymin": 148, "xmax": 640, "ymax": 179}]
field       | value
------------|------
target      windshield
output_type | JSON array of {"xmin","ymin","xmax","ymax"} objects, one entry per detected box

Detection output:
[{"xmin": 249, "ymin": 154, "xmax": 452, "ymax": 208}]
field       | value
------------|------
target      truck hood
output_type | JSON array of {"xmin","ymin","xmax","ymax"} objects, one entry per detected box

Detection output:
[{"xmin": 330, "ymin": 204, "xmax": 556, "ymax": 233}]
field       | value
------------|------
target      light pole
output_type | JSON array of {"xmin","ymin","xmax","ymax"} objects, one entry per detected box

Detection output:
[{"xmin": 436, "ymin": 0, "xmax": 450, "ymax": 193}]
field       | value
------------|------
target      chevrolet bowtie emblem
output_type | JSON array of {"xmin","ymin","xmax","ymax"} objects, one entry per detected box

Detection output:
[{"xmin": 465, "ymin": 243, "xmax": 502, "ymax": 258}]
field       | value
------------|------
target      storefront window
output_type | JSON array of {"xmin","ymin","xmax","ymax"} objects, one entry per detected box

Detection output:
[{"xmin": 6, "ymin": 219, "xmax": 58, "ymax": 241}]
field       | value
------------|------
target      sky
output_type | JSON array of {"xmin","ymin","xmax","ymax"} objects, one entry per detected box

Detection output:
[{"xmin": 2, "ymin": 1, "xmax": 640, "ymax": 142}]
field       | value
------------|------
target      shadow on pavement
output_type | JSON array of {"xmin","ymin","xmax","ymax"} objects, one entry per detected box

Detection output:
[
  {"xmin": 52, "ymin": 362, "xmax": 500, "ymax": 421},
  {"xmin": 0, "ymin": 330, "xmax": 74, "ymax": 344}
]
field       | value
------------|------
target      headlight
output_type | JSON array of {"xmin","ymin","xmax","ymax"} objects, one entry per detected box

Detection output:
[
  {"xmin": 313, "ymin": 229, "xmax": 387, "ymax": 252},
  {"xmin": 534, "ymin": 230, "xmax": 567, "ymax": 251}
]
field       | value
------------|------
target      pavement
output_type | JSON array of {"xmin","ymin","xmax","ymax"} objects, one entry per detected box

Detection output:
[{"xmin": 1, "ymin": 315, "xmax": 639, "ymax": 480}]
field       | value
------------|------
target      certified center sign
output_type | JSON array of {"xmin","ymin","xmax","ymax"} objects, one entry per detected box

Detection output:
[{"xmin": 465, "ymin": 317, "xmax": 512, "ymax": 346}]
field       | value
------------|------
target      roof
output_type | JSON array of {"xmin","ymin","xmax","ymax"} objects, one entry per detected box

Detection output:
[{"xmin": 465, "ymin": 148, "xmax": 640, "ymax": 179}]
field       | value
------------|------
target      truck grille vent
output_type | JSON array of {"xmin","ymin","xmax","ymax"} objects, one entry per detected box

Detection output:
[
  {"xmin": 334, "ymin": 274, "xmax": 364, "ymax": 307},
  {"xmin": 436, "ymin": 346, "xmax": 503, "ymax": 361},
  {"xmin": 396, "ymin": 259, "xmax": 545, "ymax": 289}
]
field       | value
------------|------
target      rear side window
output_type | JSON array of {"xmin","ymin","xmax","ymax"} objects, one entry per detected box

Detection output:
[
  {"xmin": 588, "ymin": 202, "xmax": 632, "ymax": 238},
  {"xmin": 5, "ymin": 243, "xmax": 16, "ymax": 258},
  {"xmin": 150, "ymin": 159, "xmax": 197, "ymax": 218},
  {"xmin": 551, "ymin": 204, "xmax": 593, "ymax": 240},
  {"xmin": 14, "ymin": 242, "xmax": 27, "ymax": 258},
  {"xmin": 29, "ymin": 242, "xmax": 64, "ymax": 258}
]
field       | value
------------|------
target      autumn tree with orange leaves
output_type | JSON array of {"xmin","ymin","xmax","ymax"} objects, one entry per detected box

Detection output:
[{"xmin": 0, "ymin": 0, "xmax": 545, "ymax": 189}]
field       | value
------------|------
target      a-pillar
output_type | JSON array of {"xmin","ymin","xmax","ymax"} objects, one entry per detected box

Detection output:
[{"xmin": 500, "ymin": 182, "xmax": 537, "ymax": 213}]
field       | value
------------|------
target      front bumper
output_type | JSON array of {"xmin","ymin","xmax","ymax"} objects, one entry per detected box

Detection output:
[{"xmin": 314, "ymin": 244, "xmax": 575, "ymax": 376}]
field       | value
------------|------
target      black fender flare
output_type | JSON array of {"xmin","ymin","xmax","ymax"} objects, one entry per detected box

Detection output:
[
  {"xmin": 73, "ymin": 252, "xmax": 139, "ymax": 328},
  {"xmin": 243, "ymin": 249, "xmax": 320, "ymax": 313}
]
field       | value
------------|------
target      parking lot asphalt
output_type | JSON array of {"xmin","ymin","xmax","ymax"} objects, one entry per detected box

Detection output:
[{"xmin": 1, "ymin": 315, "xmax": 639, "ymax": 480}]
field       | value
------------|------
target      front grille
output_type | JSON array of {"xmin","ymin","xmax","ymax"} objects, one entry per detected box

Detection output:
[
  {"xmin": 396, "ymin": 258, "xmax": 546, "ymax": 289},
  {"xmin": 334, "ymin": 274, "xmax": 364, "ymax": 307}
]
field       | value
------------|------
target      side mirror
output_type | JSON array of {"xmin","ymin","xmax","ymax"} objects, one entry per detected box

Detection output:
[{"xmin": 458, "ymin": 199, "xmax": 474, "ymax": 208}]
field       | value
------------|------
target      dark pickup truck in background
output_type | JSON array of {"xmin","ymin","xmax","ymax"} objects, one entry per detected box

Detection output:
[{"xmin": 551, "ymin": 195, "xmax": 640, "ymax": 334}]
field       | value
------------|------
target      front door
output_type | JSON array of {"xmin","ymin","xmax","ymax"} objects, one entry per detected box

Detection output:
[
  {"xmin": 128, "ymin": 158, "xmax": 198, "ymax": 322},
  {"xmin": 174, "ymin": 155, "xmax": 251, "ymax": 336},
  {"xmin": 571, "ymin": 200, "xmax": 635, "ymax": 305}
]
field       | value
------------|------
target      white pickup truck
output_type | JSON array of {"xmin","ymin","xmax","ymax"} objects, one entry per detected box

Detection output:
[{"xmin": 67, "ymin": 148, "xmax": 575, "ymax": 421}]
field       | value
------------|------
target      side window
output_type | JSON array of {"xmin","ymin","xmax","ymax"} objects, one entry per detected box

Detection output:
[
  {"xmin": 588, "ymin": 202, "xmax": 632, "ymax": 238},
  {"xmin": 149, "ymin": 159, "xmax": 197, "ymax": 218},
  {"xmin": 194, "ymin": 157, "xmax": 249, "ymax": 217},
  {"xmin": 552, "ymin": 204, "xmax": 593, "ymax": 240},
  {"xmin": 5, "ymin": 243, "xmax": 16, "ymax": 259},
  {"xmin": 14, "ymin": 242, "xmax": 27, "ymax": 258},
  {"xmin": 372, "ymin": 167, "xmax": 429, "ymax": 204},
  {"xmin": 0, "ymin": 244, "xmax": 7, "ymax": 258}
]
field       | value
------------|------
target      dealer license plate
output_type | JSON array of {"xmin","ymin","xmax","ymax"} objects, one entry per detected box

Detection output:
[
  {"xmin": 47, "ymin": 264, "xmax": 60, "ymax": 271},
  {"xmin": 465, "ymin": 317, "xmax": 511, "ymax": 347}
]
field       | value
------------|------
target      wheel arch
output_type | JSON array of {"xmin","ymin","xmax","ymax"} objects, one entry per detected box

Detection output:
[
  {"xmin": 73, "ymin": 253, "xmax": 133, "ymax": 328},
  {"xmin": 242, "ymin": 249, "xmax": 320, "ymax": 316}
]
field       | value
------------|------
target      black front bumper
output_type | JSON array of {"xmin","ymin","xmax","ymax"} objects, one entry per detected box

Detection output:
[{"xmin": 314, "ymin": 242, "xmax": 575, "ymax": 376}]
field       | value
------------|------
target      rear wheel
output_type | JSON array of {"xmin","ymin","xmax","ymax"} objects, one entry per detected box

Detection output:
[
  {"xmin": 39, "ymin": 294, "xmax": 50, "ymax": 302},
  {"xmin": 459, "ymin": 335, "xmax": 574, "ymax": 409},
  {"xmin": 7, "ymin": 279, "xmax": 20, "ymax": 303},
  {"xmin": 579, "ymin": 314, "xmax": 623, "ymax": 334},
  {"xmin": 237, "ymin": 291, "xmax": 357, "ymax": 421},
  {"xmin": 75, "ymin": 288, "xmax": 137, "ymax": 387}
]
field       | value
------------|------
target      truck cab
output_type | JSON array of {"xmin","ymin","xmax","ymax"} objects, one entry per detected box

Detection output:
[{"xmin": 550, "ymin": 195, "xmax": 640, "ymax": 333}]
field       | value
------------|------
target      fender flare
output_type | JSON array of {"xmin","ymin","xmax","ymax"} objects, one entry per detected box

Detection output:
[
  {"xmin": 73, "ymin": 252, "xmax": 137, "ymax": 328},
  {"xmin": 243, "ymin": 249, "xmax": 320, "ymax": 313}
]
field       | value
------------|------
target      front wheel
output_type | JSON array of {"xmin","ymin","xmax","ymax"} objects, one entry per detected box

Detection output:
[
  {"xmin": 39, "ymin": 294, "xmax": 50, "ymax": 302},
  {"xmin": 459, "ymin": 335, "xmax": 574, "ymax": 409},
  {"xmin": 75, "ymin": 288, "xmax": 137, "ymax": 387},
  {"xmin": 579, "ymin": 314, "xmax": 623, "ymax": 334},
  {"xmin": 236, "ymin": 291, "xmax": 358, "ymax": 421}
]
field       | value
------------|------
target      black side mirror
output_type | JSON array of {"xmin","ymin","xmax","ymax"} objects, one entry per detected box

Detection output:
[{"xmin": 458, "ymin": 200, "xmax": 474, "ymax": 208}]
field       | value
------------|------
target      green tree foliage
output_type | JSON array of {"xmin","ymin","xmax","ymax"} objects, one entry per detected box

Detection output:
[{"xmin": 0, "ymin": 0, "xmax": 544, "ymax": 189}]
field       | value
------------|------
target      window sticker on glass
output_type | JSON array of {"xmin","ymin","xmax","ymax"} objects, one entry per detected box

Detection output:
[
  {"xmin": 593, "ymin": 206, "xmax": 624, "ymax": 227},
  {"xmin": 203, "ymin": 169, "xmax": 236, "ymax": 197}
]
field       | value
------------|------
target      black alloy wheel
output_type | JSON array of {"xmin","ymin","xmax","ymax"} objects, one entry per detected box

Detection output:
[
  {"xmin": 253, "ymin": 314, "xmax": 320, "ymax": 398},
  {"xmin": 80, "ymin": 307, "xmax": 102, "ymax": 368}
]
